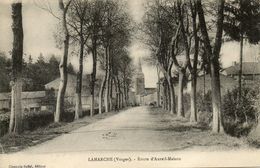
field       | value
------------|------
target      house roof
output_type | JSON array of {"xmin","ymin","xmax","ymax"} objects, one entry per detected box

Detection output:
[
  {"xmin": 45, "ymin": 74, "xmax": 102, "ymax": 97},
  {"xmin": 145, "ymin": 88, "xmax": 156, "ymax": 91},
  {"xmin": 0, "ymin": 91, "xmax": 45, "ymax": 100},
  {"xmin": 224, "ymin": 62, "xmax": 260, "ymax": 75},
  {"xmin": 144, "ymin": 87, "xmax": 157, "ymax": 95},
  {"xmin": 22, "ymin": 91, "xmax": 46, "ymax": 99},
  {"xmin": 45, "ymin": 74, "xmax": 91, "ymax": 89},
  {"xmin": 44, "ymin": 74, "xmax": 102, "ymax": 88},
  {"xmin": 196, "ymin": 73, "xmax": 236, "ymax": 82}
]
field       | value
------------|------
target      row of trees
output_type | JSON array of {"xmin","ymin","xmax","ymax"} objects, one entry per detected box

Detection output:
[
  {"xmin": 54, "ymin": 0, "xmax": 134, "ymax": 121},
  {"xmin": 8, "ymin": 0, "xmax": 134, "ymax": 134},
  {"xmin": 141, "ymin": 0, "xmax": 260, "ymax": 134}
]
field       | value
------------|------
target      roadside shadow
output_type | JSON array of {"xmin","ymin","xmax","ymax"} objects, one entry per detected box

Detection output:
[{"xmin": 156, "ymin": 124, "xmax": 209, "ymax": 132}]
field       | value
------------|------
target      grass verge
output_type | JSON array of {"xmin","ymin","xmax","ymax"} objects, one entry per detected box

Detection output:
[{"xmin": 0, "ymin": 110, "xmax": 121, "ymax": 154}]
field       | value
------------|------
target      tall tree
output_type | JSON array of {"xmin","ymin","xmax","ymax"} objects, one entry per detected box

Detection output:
[
  {"xmin": 55, "ymin": 0, "xmax": 72, "ymax": 122},
  {"xmin": 67, "ymin": 0, "xmax": 90, "ymax": 120},
  {"xmin": 89, "ymin": 0, "xmax": 103, "ymax": 116},
  {"xmin": 119, "ymin": 56, "xmax": 134, "ymax": 106},
  {"xmin": 169, "ymin": 0, "xmax": 191, "ymax": 118},
  {"xmin": 174, "ymin": 0, "xmax": 200, "ymax": 120},
  {"xmin": 223, "ymin": 0, "xmax": 260, "ymax": 102},
  {"xmin": 9, "ymin": 2, "xmax": 24, "ymax": 134},
  {"xmin": 98, "ymin": 48, "xmax": 107, "ymax": 114},
  {"xmin": 197, "ymin": 0, "xmax": 225, "ymax": 133},
  {"xmin": 188, "ymin": 0, "xmax": 200, "ymax": 123}
]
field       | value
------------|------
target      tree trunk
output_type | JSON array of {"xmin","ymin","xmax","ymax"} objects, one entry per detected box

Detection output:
[
  {"xmin": 177, "ymin": 70, "xmax": 185, "ymax": 117},
  {"xmin": 9, "ymin": 2, "xmax": 23, "ymax": 134},
  {"xmin": 157, "ymin": 81, "xmax": 161, "ymax": 107},
  {"xmin": 210, "ymin": 60, "xmax": 224, "ymax": 133},
  {"xmin": 238, "ymin": 34, "xmax": 244, "ymax": 103},
  {"xmin": 163, "ymin": 88, "xmax": 166, "ymax": 110},
  {"xmin": 118, "ymin": 92, "xmax": 121, "ymax": 109},
  {"xmin": 169, "ymin": 83, "xmax": 176, "ymax": 114},
  {"xmin": 9, "ymin": 86, "xmax": 15, "ymax": 133},
  {"xmin": 90, "ymin": 92, "xmax": 95, "ymax": 116},
  {"xmin": 122, "ymin": 90, "xmax": 126, "ymax": 108},
  {"xmin": 114, "ymin": 77, "xmax": 119, "ymax": 111},
  {"xmin": 166, "ymin": 75, "xmax": 176, "ymax": 114},
  {"xmin": 104, "ymin": 78, "xmax": 109, "ymax": 112},
  {"xmin": 55, "ymin": 0, "xmax": 71, "ymax": 123},
  {"xmin": 116, "ymin": 76, "xmax": 121, "ymax": 109},
  {"xmin": 104, "ymin": 46, "xmax": 110, "ymax": 113},
  {"xmin": 120, "ymin": 92, "xmax": 123, "ymax": 108},
  {"xmin": 90, "ymin": 38, "xmax": 97, "ymax": 116},
  {"xmin": 109, "ymin": 76, "xmax": 113, "ymax": 111},
  {"xmin": 90, "ymin": 61, "xmax": 96, "ymax": 116},
  {"xmin": 163, "ymin": 79, "xmax": 167, "ymax": 110},
  {"xmin": 189, "ymin": 3, "xmax": 199, "ymax": 123},
  {"xmin": 126, "ymin": 87, "xmax": 130, "ymax": 105},
  {"xmin": 156, "ymin": 66, "xmax": 161, "ymax": 107},
  {"xmin": 105, "ymin": 73, "xmax": 111, "ymax": 112},
  {"xmin": 120, "ymin": 79, "xmax": 124, "ymax": 108},
  {"xmin": 167, "ymin": 81, "xmax": 171, "ymax": 111},
  {"xmin": 190, "ymin": 74, "xmax": 197, "ymax": 122},
  {"xmin": 123, "ymin": 81, "xmax": 127, "ymax": 106},
  {"xmin": 75, "ymin": 39, "xmax": 84, "ymax": 120},
  {"xmin": 98, "ymin": 75, "xmax": 106, "ymax": 114},
  {"xmin": 197, "ymin": 0, "xmax": 224, "ymax": 133},
  {"xmin": 203, "ymin": 68, "xmax": 206, "ymax": 98}
]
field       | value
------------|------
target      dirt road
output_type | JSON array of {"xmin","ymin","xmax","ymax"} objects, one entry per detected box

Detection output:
[{"xmin": 20, "ymin": 106, "xmax": 248, "ymax": 153}]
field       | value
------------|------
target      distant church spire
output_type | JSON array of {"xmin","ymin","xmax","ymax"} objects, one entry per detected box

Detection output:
[{"xmin": 135, "ymin": 57, "xmax": 145, "ymax": 95}]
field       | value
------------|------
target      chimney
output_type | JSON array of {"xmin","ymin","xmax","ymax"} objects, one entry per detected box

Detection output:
[{"xmin": 232, "ymin": 61, "xmax": 237, "ymax": 66}]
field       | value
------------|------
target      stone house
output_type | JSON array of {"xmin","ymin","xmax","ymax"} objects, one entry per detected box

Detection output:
[
  {"xmin": 45, "ymin": 74, "xmax": 102, "ymax": 109},
  {"xmin": 186, "ymin": 74, "xmax": 238, "ymax": 95},
  {"xmin": 22, "ymin": 91, "xmax": 47, "ymax": 112},
  {"xmin": 0, "ymin": 91, "xmax": 54, "ymax": 113}
]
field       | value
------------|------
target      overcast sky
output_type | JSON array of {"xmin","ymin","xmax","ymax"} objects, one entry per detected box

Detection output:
[{"xmin": 0, "ymin": 0, "xmax": 259, "ymax": 88}]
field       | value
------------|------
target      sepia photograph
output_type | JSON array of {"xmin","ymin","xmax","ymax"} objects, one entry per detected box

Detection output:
[{"xmin": 0, "ymin": 0, "xmax": 260, "ymax": 167}]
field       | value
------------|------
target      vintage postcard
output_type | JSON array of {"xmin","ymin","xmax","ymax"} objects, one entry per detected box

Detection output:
[{"xmin": 0, "ymin": 0, "xmax": 260, "ymax": 167}]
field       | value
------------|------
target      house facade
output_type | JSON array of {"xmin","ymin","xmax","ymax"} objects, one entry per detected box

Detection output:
[
  {"xmin": 0, "ymin": 91, "xmax": 54, "ymax": 113},
  {"xmin": 186, "ymin": 74, "xmax": 238, "ymax": 95},
  {"xmin": 45, "ymin": 74, "xmax": 102, "ymax": 109}
]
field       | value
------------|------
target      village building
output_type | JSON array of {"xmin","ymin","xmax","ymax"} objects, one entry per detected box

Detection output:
[
  {"xmin": 186, "ymin": 74, "xmax": 237, "ymax": 95},
  {"xmin": 0, "ymin": 73, "xmax": 102, "ymax": 113},
  {"xmin": 222, "ymin": 62, "xmax": 260, "ymax": 82},
  {"xmin": 45, "ymin": 73, "xmax": 102, "ymax": 110},
  {"xmin": 0, "ymin": 91, "xmax": 54, "ymax": 113}
]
